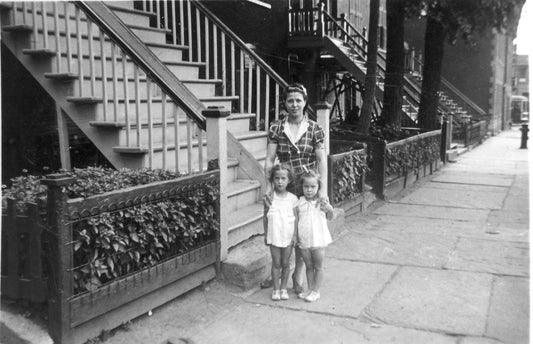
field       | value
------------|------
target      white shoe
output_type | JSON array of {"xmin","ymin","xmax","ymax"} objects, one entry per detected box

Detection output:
[
  {"xmin": 271, "ymin": 290, "xmax": 281, "ymax": 301},
  {"xmin": 305, "ymin": 291, "xmax": 320, "ymax": 302},
  {"xmin": 280, "ymin": 289, "xmax": 289, "ymax": 300},
  {"xmin": 298, "ymin": 291, "xmax": 310, "ymax": 299}
]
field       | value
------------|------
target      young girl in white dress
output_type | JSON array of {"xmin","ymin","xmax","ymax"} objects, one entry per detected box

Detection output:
[
  {"xmin": 295, "ymin": 170, "xmax": 334, "ymax": 302},
  {"xmin": 264, "ymin": 164, "xmax": 299, "ymax": 301}
]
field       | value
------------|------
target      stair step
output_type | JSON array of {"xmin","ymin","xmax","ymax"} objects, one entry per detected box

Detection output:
[
  {"xmin": 227, "ymin": 179, "xmax": 261, "ymax": 211},
  {"xmin": 199, "ymin": 96, "xmax": 239, "ymax": 110},
  {"xmin": 227, "ymin": 202, "xmax": 264, "ymax": 249},
  {"xmin": 105, "ymin": 1, "xmax": 135, "ymax": 10},
  {"xmin": 2, "ymin": 24, "xmax": 32, "ymax": 33},
  {"xmin": 129, "ymin": 25, "xmax": 171, "ymax": 44},
  {"xmin": 221, "ymin": 236, "xmax": 270, "ymax": 290},
  {"xmin": 107, "ymin": 4, "xmax": 155, "ymax": 27},
  {"xmin": 66, "ymin": 75, "xmax": 219, "ymax": 100},
  {"xmin": 146, "ymin": 42, "xmax": 188, "ymax": 62},
  {"xmin": 228, "ymin": 113, "xmax": 256, "ymax": 133},
  {"xmin": 51, "ymin": 53, "xmax": 198, "ymax": 81},
  {"xmin": 66, "ymin": 96, "xmax": 102, "ymax": 104},
  {"xmin": 164, "ymin": 61, "xmax": 205, "ymax": 79},
  {"xmin": 44, "ymin": 72, "xmax": 78, "ymax": 81},
  {"xmin": 113, "ymin": 147, "xmax": 148, "ymax": 154},
  {"xmin": 22, "ymin": 48, "xmax": 56, "ymax": 57}
]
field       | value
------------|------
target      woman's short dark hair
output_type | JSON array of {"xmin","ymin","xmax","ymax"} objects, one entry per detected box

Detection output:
[{"xmin": 283, "ymin": 83, "xmax": 308, "ymax": 102}]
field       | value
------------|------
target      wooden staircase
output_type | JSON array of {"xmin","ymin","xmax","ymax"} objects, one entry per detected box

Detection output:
[
  {"xmin": 287, "ymin": 5, "xmax": 486, "ymax": 127},
  {"xmin": 1, "ymin": 1, "xmax": 282, "ymax": 288}
]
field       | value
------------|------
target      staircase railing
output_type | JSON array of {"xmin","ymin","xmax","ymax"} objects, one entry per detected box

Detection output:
[
  {"xmin": 291, "ymin": 6, "xmax": 422, "ymax": 120},
  {"xmin": 407, "ymin": 49, "xmax": 487, "ymax": 118},
  {"xmin": 6, "ymin": 1, "xmax": 208, "ymax": 173},
  {"xmin": 138, "ymin": 0, "xmax": 300, "ymax": 130}
]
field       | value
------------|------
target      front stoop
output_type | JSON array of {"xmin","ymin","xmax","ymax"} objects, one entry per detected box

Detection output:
[
  {"xmin": 221, "ymin": 236, "xmax": 271, "ymax": 290},
  {"xmin": 221, "ymin": 209, "xmax": 346, "ymax": 290},
  {"xmin": 447, "ymin": 146, "xmax": 469, "ymax": 162}
]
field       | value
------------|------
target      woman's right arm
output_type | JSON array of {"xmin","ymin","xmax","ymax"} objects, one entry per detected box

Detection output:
[{"xmin": 263, "ymin": 143, "xmax": 278, "ymax": 207}]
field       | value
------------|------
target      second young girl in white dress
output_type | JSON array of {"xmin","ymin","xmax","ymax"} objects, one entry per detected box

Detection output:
[{"xmin": 295, "ymin": 170, "xmax": 334, "ymax": 302}]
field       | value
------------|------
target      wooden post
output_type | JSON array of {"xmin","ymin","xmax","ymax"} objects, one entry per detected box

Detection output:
[
  {"xmin": 317, "ymin": 2, "xmax": 325, "ymax": 37},
  {"xmin": 315, "ymin": 102, "xmax": 331, "ymax": 156},
  {"xmin": 56, "ymin": 105, "xmax": 71, "ymax": 171},
  {"xmin": 42, "ymin": 173, "xmax": 75, "ymax": 344},
  {"xmin": 374, "ymin": 140, "xmax": 386, "ymax": 200},
  {"xmin": 440, "ymin": 116, "xmax": 448, "ymax": 163},
  {"xmin": 203, "ymin": 107, "xmax": 229, "ymax": 262},
  {"xmin": 446, "ymin": 113, "xmax": 453, "ymax": 150},
  {"xmin": 27, "ymin": 202, "xmax": 46, "ymax": 302},
  {"xmin": 5, "ymin": 199, "xmax": 19, "ymax": 298},
  {"xmin": 340, "ymin": 13, "xmax": 347, "ymax": 42},
  {"xmin": 327, "ymin": 156, "xmax": 333, "ymax": 205}
]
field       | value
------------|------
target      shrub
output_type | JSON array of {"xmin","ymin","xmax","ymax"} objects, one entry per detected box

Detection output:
[
  {"xmin": 385, "ymin": 134, "xmax": 441, "ymax": 178},
  {"xmin": 330, "ymin": 150, "xmax": 368, "ymax": 205},
  {"xmin": 2, "ymin": 167, "xmax": 219, "ymax": 294}
]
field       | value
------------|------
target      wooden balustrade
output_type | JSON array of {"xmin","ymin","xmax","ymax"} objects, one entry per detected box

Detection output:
[
  {"xmin": 10, "ymin": 1, "xmax": 207, "ymax": 174},
  {"xmin": 138, "ymin": 0, "xmax": 290, "ymax": 128}
]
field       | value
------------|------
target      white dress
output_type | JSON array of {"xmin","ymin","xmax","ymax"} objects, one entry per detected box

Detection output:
[
  {"xmin": 266, "ymin": 192, "xmax": 298, "ymax": 247},
  {"xmin": 296, "ymin": 197, "xmax": 332, "ymax": 248}
]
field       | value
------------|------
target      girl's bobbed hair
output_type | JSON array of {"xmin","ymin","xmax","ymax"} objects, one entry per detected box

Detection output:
[
  {"xmin": 299, "ymin": 169, "xmax": 322, "ymax": 190},
  {"xmin": 269, "ymin": 163, "xmax": 293, "ymax": 183}
]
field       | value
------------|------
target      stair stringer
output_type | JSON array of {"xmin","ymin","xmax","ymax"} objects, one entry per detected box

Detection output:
[
  {"xmin": 1, "ymin": 35, "xmax": 145, "ymax": 170},
  {"xmin": 227, "ymin": 133, "xmax": 266, "ymax": 192},
  {"xmin": 323, "ymin": 37, "xmax": 423, "ymax": 124}
]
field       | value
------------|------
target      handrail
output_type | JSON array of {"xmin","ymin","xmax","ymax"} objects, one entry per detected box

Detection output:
[
  {"xmin": 77, "ymin": 1, "xmax": 207, "ymax": 129},
  {"xmin": 321, "ymin": 10, "xmax": 367, "ymax": 60},
  {"xmin": 411, "ymin": 54, "xmax": 487, "ymax": 116},
  {"xmin": 191, "ymin": 0, "xmax": 287, "ymax": 90},
  {"xmin": 440, "ymin": 78, "xmax": 487, "ymax": 115},
  {"xmin": 386, "ymin": 129, "xmax": 441, "ymax": 148}
]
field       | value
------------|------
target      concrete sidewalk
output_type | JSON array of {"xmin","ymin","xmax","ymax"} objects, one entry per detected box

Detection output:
[{"xmin": 2, "ymin": 128, "xmax": 529, "ymax": 344}]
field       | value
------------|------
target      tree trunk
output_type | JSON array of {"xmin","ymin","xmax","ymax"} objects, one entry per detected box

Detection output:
[
  {"xmin": 382, "ymin": 0, "xmax": 405, "ymax": 128},
  {"xmin": 356, "ymin": 0, "xmax": 380, "ymax": 134},
  {"xmin": 418, "ymin": 16, "xmax": 445, "ymax": 130}
]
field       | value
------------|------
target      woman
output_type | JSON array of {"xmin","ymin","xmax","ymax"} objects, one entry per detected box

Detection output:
[{"xmin": 262, "ymin": 83, "xmax": 328, "ymax": 293}]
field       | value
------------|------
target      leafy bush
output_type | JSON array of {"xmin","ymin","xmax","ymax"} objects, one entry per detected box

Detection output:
[
  {"xmin": 330, "ymin": 150, "xmax": 368, "ymax": 205},
  {"xmin": 2, "ymin": 167, "xmax": 219, "ymax": 294},
  {"xmin": 72, "ymin": 184, "xmax": 218, "ymax": 294},
  {"xmin": 385, "ymin": 134, "xmax": 441, "ymax": 178},
  {"xmin": 1, "ymin": 170, "xmax": 48, "ymax": 212}
]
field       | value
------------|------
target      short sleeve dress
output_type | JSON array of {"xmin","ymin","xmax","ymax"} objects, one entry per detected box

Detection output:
[
  {"xmin": 266, "ymin": 192, "xmax": 298, "ymax": 248},
  {"xmin": 296, "ymin": 197, "xmax": 332, "ymax": 249}
]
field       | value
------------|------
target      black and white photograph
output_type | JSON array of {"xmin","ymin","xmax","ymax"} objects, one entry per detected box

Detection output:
[{"xmin": 0, "ymin": 1, "xmax": 529, "ymax": 343}]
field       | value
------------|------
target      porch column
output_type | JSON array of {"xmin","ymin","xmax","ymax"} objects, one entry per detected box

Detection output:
[
  {"xmin": 316, "ymin": 101, "xmax": 331, "ymax": 155},
  {"xmin": 56, "ymin": 105, "xmax": 71, "ymax": 171},
  {"xmin": 203, "ymin": 106, "xmax": 230, "ymax": 261}
]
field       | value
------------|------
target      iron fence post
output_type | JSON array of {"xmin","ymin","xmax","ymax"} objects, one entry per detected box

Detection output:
[
  {"xmin": 374, "ymin": 140, "xmax": 386, "ymax": 200},
  {"xmin": 520, "ymin": 123, "xmax": 529, "ymax": 149}
]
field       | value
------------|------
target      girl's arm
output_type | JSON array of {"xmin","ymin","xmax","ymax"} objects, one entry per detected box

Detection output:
[
  {"xmin": 292, "ymin": 207, "xmax": 299, "ymax": 246},
  {"xmin": 264, "ymin": 143, "xmax": 278, "ymax": 207},
  {"xmin": 263, "ymin": 205, "xmax": 269, "ymax": 246},
  {"xmin": 321, "ymin": 199, "xmax": 335, "ymax": 220}
]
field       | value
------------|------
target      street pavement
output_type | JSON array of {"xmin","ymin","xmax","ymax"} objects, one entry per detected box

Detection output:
[{"xmin": 2, "ymin": 128, "xmax": 529, "ymax": 344}]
